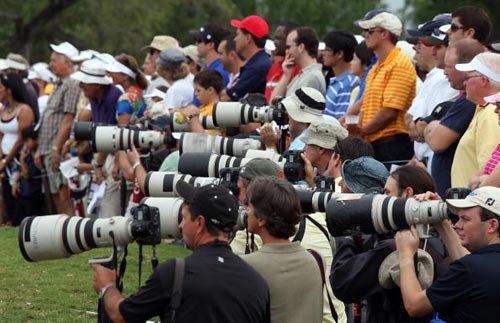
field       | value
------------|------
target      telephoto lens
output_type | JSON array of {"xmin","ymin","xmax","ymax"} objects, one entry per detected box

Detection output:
[
  {"xmin": 179, "ymin": 133, "xmax": 262, "ymax": 157},
  {"xmin": 144, "ymin": 172, "xmax": 219, "ymax": 197}
]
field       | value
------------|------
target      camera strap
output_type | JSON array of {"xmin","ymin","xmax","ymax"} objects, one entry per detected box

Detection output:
[
  {"xmin": 293, "ymin": 215, "xmax": 331, "ymax": 243},
  {"xmin": 308, "ymin": 249, "xmax": 338, "ymax": 322},
  {"xmin": 164, "ymin": 258, "xmax": 185, "ymax": 323}
]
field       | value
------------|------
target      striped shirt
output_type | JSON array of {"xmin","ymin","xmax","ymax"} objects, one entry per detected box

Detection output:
[
  {"xmin": 38, "ymin": 76, "xmax": 80, "ymax": 155},
  {"xmin": 484, "ymin": 143, "xmax": 500, "ymax": 175},
  {"xmin": 360, "ymin": 47, "xmax": 416, "ymax": 142},
  {"xmin": 324, "ymin": 71, "xmax": 360, "ymax": 118}
]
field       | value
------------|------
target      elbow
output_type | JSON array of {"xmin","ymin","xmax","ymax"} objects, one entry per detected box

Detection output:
[
  {"xmin": 405, "ymin": 304, "xmax": 428, "ymax": 318},
  {"xmin": 427, "ymin": 140, "xmax": 446, "ymax": 154}
]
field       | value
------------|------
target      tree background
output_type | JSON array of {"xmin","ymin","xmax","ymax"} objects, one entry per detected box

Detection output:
[{"xmin": 0, "ymin": 0, "xmax": 498, "ymax": 65}]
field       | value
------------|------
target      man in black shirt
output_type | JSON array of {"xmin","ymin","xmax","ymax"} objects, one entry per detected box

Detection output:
[{"xmin": 91, "ymin": 182, "xmax": 270, "ymax": 323}]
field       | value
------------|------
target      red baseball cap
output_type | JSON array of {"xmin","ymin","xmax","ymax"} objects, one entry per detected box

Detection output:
[{"xmin": 230, "ymin": 15, "xmax": 269, "ymax": 38}]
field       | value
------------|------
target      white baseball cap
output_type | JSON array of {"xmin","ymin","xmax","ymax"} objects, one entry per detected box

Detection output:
[{"xmin": 49, "ymin": 41, "xmax": 79, "ymax": 59}]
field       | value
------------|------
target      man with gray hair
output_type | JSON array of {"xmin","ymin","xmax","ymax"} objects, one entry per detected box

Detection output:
[
  {"xmin": 300, "ymin": 121, "xmax": 348, "ymax": 188},
  {"xmin": 451, "ymin": 52, "xmax": 500, "ymax": 187},
  {"xmin": 36, "ymin": 41, "xmax": 81, "ymax": 215}
]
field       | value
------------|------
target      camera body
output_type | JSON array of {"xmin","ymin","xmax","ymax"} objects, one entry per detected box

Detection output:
[
  {"xmin": 130, "ymin": 204, "xmax": 161, "ymax": 245},
  {"xmin": 283, "ymin": 150, "xmax": 305, "ymax": 182}
]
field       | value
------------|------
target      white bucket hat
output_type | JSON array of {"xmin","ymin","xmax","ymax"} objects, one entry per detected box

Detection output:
[
  {"xmin": 71, "ymin": 59, "xmax": 111, "ymax": 85},
  {"xmin": 378, "ymin": 249, "xmax": 434, "ymax": 289},
  {"xmin": 281, "ymin": 87, "xmax": 326, "ymax": 124}
]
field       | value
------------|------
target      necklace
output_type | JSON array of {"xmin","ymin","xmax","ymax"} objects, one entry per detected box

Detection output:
[{"xmin": 4, "ymin": 102, "xmax": 19, "ymax": 114}]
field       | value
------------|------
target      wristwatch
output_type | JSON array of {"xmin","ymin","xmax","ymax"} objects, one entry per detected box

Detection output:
[
  {"xmin": 187, "ymin": 114, "xmax": 199, "ymax": 122},
  {"xmin": 99, "ymin": 284, "xmax": 115, "ymax": 299}
]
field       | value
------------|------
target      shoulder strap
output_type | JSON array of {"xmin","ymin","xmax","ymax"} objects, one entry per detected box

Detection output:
[
  {"xmin": 305, "ymin": 214, "xmax": 331, "ymax": 242},
  {"xmin": 165, "ymin": 258, "xmax": 185, "ymax": 323},
  {"xmin": 292, "ymin": 217, "xmax": 307, "ymax": 242},
  {"xmin": 308, "ymin": 249, "xmax": 338, "ymax": 322}
]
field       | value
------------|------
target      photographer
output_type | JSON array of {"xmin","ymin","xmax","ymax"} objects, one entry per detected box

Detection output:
[
  {"xmin": 396, "ymin": 187, "xmax": 500, "ymax": 321},
  {"xmin": 242, "ymin": 177, "xmax": 323, "ymax": 323},
  {"xmin": 231, "ymin": 158, "xmax": 347, "ymax": 323},
  {"xmin": 331, "ymin": 162, "xmax": 436, "ymax": 322},
  {"xmin": 299, "ymin": 120, "xmax": 347, "ymax": 188},
  {"xmin": 91, "ymin": 181, "xmax": 270, "ymax": 323}
]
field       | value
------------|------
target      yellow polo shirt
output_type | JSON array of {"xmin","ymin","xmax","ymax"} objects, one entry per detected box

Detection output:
[
  {"xmin": 360, "ymin": 47, "xmax": 416, "ymax": 142},
  {"xmin": 451, "ymin": 103, "xmax": 500, "ymax": 187}
]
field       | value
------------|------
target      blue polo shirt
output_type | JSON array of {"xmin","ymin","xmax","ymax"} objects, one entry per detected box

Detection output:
[
  {"xmin": 431, "ymin": 93, "xmax": 475, "ymax": 198},
  {"xmin": 90, "ymin": 84, "xmax": 122, "ymax": 125},
  {"xmin": 324, "ymin": 71, "xmax": 360, "ymax": 118},
  {"xmin": 226, "ymin": 50, "xmax": 271, "ymax": 102},
  {"xmin": 354, "ymin": 56, "xmax": 378, "ymax": 103},
  {"xmin": 426, "ymin": 243, "xmax": 500, "ymax": 323},
  {"xmin": 193, "ymin": 58, "xmax": 231, "ymax": 107}
]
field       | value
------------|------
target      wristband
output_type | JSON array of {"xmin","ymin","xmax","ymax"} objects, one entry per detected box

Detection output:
[
  {"xmin": 132, "ymin": 161, "xmax": 141, "ymax": 172},
  {"xmin": 52, "ymin": 145, "xmax": 60, "ymax": 152},
  {"xmin": 99, "ymin": 284, "xmax": 116, "ymax": 299}
]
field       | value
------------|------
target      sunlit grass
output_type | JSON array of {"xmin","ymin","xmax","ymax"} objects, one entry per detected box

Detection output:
[{"xmin": 0, "ymin": 226, "xmax": 190, "ymax": 322}]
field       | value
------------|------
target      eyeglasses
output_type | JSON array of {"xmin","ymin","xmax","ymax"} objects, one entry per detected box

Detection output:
[
  {"xmin": 363, "ymin": 28, "xmax": 384, "ymax": 35},
  {"xmin": 450, "ymin": 23, "xmax": 467, "ymax": 32},
  {"xmin": 464, "ymin": 74, "xmax": 484, "ymax": 81}
]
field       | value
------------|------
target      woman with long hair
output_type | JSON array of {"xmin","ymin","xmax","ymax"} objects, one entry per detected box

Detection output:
[{"xmin": 0, "ymin": 73, "xmax": 38, "ymax": 225}]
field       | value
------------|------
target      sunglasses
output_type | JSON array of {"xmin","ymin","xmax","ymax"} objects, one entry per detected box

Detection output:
[
  {"xmin": 363, "ymin": 28, "xmax": 384, "ymax": 35},
  {"xmin": 464, "ymin": 74, "xmax": 484, "ymax": 81},
  {"xmin": 450, "ymin": 23, "xmax": 467, "ymax": 32}
]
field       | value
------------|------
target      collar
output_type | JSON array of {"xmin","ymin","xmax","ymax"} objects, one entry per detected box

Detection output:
[{"xmin": 378, "ymin": 47, "xmax": 401, "ymax": 66}]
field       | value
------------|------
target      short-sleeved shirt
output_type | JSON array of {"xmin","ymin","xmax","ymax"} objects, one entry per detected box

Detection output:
[
  {"xmin": 119, "ymin": 242, "xmax": 270, "ymax": 323},
  {"xmin": 360, "ymin": 47, "xmax": 416, "ymax": 142},
  {"xmin": 226, "ymin": 50, "xmax": 272, "ymax": 102},
  {"xmin": 324, "ymin": 71, "xmax": 360, "ymax": 118},
  {"xmin": 163, "ymin": 77, "xmax": 194, "ymax": 110},
  {"xmin": 38, "ymin": 76, "xmax": 81, "ymax": 155},
  {"xmin": 426, "ymin": 244, "xmax": 500, "ymax": 323},
  {"xmin": 90, "ymin": 84, "xmax": 122, "ymax": 125},
  {"xmin": 116, "ymin": 85, "xmax": 146, "ymax": 124},
  {"xmin": 431, "ymin": 93, "xmax": 475, "ymax": 198},
  {"xmin": 286, "ymin": 63, "xmax": 326, "ymax": 96},
  {"xmin": 451, "ymin": 103, "xmax": 500, "ymax": 187}
]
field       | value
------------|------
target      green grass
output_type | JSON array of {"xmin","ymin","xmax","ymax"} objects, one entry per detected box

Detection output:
[{"xmin": 0, "ymin": 226, "xmax": 190, "ymax": 323}]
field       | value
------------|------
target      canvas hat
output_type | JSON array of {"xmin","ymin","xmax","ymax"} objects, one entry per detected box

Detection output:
[
  {"xmin": 455, "ymin": 52, "xmax": 500, "ymax": 83},
  {"xmin": 0, "ymin": 58, "xmax": 26, "ymax": 71},
  {"xmin": 356, "ymin": 11, "xmax": 403, "ymax": 37},
  {"xmin": 142, "ymin": 35, "xmax": 179, "ymax": 52},
  {"xmin": 49, "ymin": 41, "xmax": 79, "ymax": 59},
  {"xmin": 175, "ymin": 181, "xmax": 239, "ymax": 232},
  {"xmin": 341, "ymin": 157, "xmax": 389, "ymax": 194},
  {"xmin": 157, "ymin": 48, "xmax": 185, "ymax": 70},
  {"xmin": 447, "ymin": 186, "xmax": 500, "ymax": 216},
  {"xmin": 281, "ymin": 87, "xmax": 326, "ymax": 124},
  {"xmin": 231, "ymin": 15, "xmax": 269, "ymax": 38},
  {"xmin": 6, "ymin": 53, "xmax": 29, "ymax": 70},
  {"xmin": 144, "ymin": 87, "xmax": 167, "ymax": 101},
  {"xmin": 182, "ymin": 45, "xmax": 201, "ymax": 67},
  {"xmin": 484, "ymin": 92, "xmax": 500, "ymax": 104},
  {"xmin": 378, "ymin": 249, "xmax": 434, "ymax": 289},
  {"xmin": 71, "ymin": 59, "xmax": 111, "ymax": 85},
  {"xmin": 300, "ymin": 121, "xmax": 348, "ymax": 150},
  {"xmin": 239, "ymin": 158, "xmax": 283, "ymax": 181}
]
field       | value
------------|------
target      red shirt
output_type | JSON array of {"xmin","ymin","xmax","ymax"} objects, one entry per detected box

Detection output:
[{"xmin": 265, "ymin": 58, "xmax": 301, "ymax": 103}]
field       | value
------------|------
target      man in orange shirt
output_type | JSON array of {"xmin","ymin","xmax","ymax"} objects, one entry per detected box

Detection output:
[{"xmin": 355, "ymin": 10, "xmax": 416, "ymax": 167}]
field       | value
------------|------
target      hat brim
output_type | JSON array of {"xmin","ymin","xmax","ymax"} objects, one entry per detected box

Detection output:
[
  {"xmin": 71, "ymin": 71, "xmax": 111, "ymax": 85},
  {"xmin": 230, "ymin": 19, "xmax": 245, "ymax": 29},
  {"xmin": 282, "ymin": 96, "xmax": 324, "ymax": 124},
  {"xmin": 446, "ymin": 198, "xmax": 479, "ymax": 215},
  {"xmin": 421, "ymin": 37, "xmax": 447, "ymax": 46},
  {"xmin": 378, "ymin": 250, "xmax": 434, "ymax": 289},
  {"xmin": 455, "ymin": 61, "xmax": 476, "ymax": 72},
  {"xmin": 175, "ymin": 180, "xmax": 196, "ymax": 203},
  {"xmin": 189, "ymin": 30, "xmax": 204, "ymax": 42},
  {"xmin": 407, "ymin": 29, "xmax": 424, "ymax": 38}
]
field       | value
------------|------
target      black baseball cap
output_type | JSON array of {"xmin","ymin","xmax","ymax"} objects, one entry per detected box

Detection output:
[{"xmin": 176, "ymin": 181, "xmax": 239, "ymax": 232}]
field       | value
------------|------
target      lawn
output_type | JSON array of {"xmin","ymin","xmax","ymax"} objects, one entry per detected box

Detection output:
[{"xmin": 0, "ymin": 226, "xmax": 190, "ymax": 323}]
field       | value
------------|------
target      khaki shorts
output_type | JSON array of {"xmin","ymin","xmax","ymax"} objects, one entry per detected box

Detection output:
[{"xmin": 43, "ymin": 154, "xmax": 68, "ymax": 194}]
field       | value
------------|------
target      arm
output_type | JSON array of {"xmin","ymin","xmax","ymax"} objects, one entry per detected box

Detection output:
[
  {"xmin": 270, "ymin": 56, "xmax": 295, "ymax": 100},
  {"xmin": 91, "ymin": 264, "xmax": 126, "ymax": 323},
  {"xmin": 425, "ymin": 121, "xmax": 460, "ymax": 154},
  {"xmin": 3, "ymin": 105, "xmax": 34, "ymax": 167},
  {"xmin": 395, "ymin": 226, "xmax": 434, "ymax": 317},
  {"xmin": 51, "ymin": 112, "xmax": 75, "ymax": 171},
  {"xmin": 360, "ymin": 107, "xmax": 399, "ymax": 136},
  {"xmin": 300, "ymin": 152, "xmax": 316, "ymax": 188},
  {"xmin": 126, "ymin": 145, "xmax": 147, "ymax": 194},
  {"xmin": 118, "ymin": 113, "xmax": 131, "ymax": 126}
]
